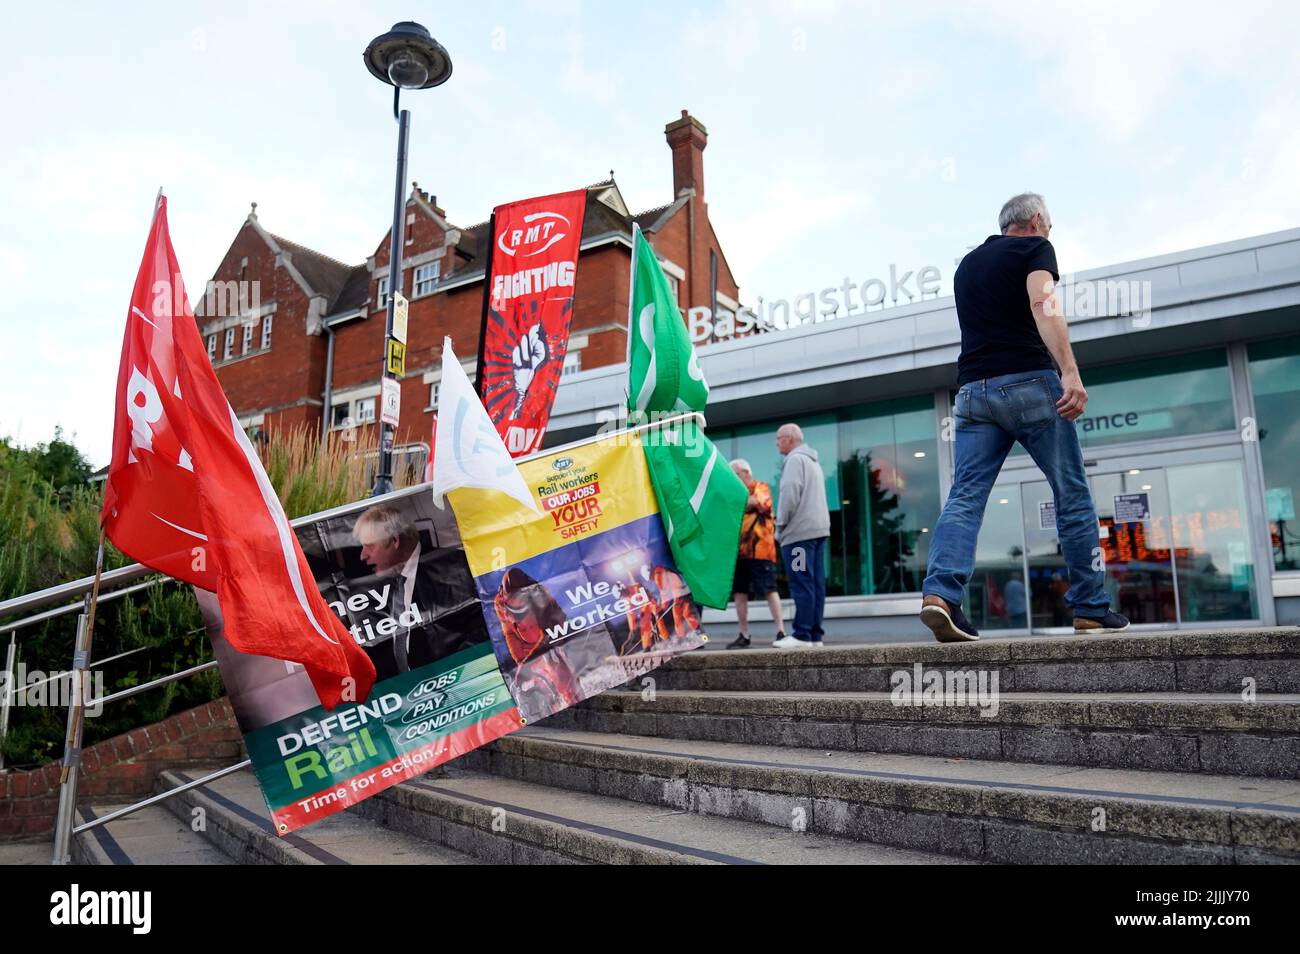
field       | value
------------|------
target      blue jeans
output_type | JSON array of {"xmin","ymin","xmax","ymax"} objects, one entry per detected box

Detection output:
[
  {"xmin": 924, "ymin": 369, "xmax": 1111, "ymax": 620},
  {"xmin": 781, "ymin": 537, "xmax": 827, "ymax": 641}
]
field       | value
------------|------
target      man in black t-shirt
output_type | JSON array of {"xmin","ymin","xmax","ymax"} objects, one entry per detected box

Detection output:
[{"xmin": 920, "ymin": 193, "xmax": 1128, "ymax": 642}]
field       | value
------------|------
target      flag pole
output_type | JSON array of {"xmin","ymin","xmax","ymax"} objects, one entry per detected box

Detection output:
[
  {"xmin": 624, "ymin": 222, "xmax": 640, "ymax": 402},
  {"xmin": 473, "ymin": 211, "xmax": 496, "ymax": 397},
  {"xmin": 53, "ymin": 188, "xmax": 160, "ymax": 862}
]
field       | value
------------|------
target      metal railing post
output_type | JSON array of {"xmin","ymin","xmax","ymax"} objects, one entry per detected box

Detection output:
[
  {"xmin": 51, "ymin": 612, "xmax": 92, "ymax": 865},
  {"xmin": 0, "ymin": 632, "xmax": 14, "ymax": 771}
]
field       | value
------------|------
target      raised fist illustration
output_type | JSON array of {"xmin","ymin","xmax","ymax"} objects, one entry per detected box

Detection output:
[{"xmin": 511, "ymin": 323, "xmax": 548, "ymax": 416}]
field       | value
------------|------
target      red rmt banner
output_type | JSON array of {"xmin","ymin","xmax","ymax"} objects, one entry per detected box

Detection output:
[{"xmin": 477, "ymin": 189, "xmax": 587, "ymax": 456}]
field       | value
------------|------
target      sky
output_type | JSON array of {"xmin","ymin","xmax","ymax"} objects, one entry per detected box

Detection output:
[{"xmin": 2, "ymin": 0, "xmax": 1297, "ymax": 467}]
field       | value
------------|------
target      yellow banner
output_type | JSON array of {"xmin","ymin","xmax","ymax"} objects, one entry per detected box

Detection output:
[{"xmin": 450, "ymin": 433, "xmax": 658, "ymax": 577}]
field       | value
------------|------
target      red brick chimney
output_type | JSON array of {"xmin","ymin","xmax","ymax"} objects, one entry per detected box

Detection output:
[{"xmin": 665, "ymin": 109, "xmax": 707, "ymax": 201}]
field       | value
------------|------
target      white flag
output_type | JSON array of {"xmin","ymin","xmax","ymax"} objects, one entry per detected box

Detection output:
[{"xmin": 431, "ymin": 337, "xmax": 540, "ymax": 513}]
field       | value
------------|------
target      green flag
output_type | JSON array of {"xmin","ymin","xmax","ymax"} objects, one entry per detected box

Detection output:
[{"xmin": 626, "ymin": 223, "xmax": 746, "ymax": 609}]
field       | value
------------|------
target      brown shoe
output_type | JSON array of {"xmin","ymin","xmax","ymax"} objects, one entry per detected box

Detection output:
[
  {"xmin": 920, "ymin": 595, "xmax": 980, "ymax": 642},
  {"xmin": 1073, "ymin": 611, "xmax": 1130, "ymax": 635}
]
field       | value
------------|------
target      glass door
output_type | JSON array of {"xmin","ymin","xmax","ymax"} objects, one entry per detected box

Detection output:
[
  {"xmin": 1021, "ymin": 468, "xmax": 1185, "ymax": 626},
  {"xmin": 1092, "ymin": 469, "xmax": 1178, "ymax": 624},
  {"xmin": 1020, "ymin": 479, "xmax": 1075, "ymax": 628},
  {"xmin": 1001, "ymin": 457, "xmax": 1260, "ymax": 629}
]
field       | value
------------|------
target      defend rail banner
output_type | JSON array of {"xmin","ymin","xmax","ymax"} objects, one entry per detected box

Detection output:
[
  {"xmin": 451, "ymin": 432, "xmax": 708, "ymax": 725},
  {"xmin": 199, "ymin": 492, "xmax": 523, "ymax": 835},
  {"xmin": 200, "ymin": 436, "xmax": 706, "ymax": 834},
  {"xmin": 476, "ymin": 189, "xmax": 587, "ymax": 457}
]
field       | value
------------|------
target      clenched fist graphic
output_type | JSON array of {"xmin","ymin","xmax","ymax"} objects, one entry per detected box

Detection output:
[{"xmin": 511, "ymin": 323, "xmax": 548, "ymax": 416}]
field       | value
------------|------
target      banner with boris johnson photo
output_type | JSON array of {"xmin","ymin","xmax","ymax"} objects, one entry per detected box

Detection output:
[
  {"xmin": 476, "ymin": 189, "xmax": 587, "ymax": 457},
  {"xmin": 199, "ymin": 489, "xmax": 524, "ymax": 835}
]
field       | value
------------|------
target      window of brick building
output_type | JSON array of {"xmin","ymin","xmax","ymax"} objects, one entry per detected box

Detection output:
[
  {"xmin": 207, "ymin": 335, "xmax": 216, "ymax": 361},
  {"xmin": 223, "ymin": 328, "xmax": 235, "ymax": 360},
  {"xmin": 562, "ymin": 350, "xmax": 582, "ymax": 377},
  {"xmin": 377, "ymin": 276, "xmax": 389, "ymax": 309},
  {"xmin": 414, "ymin": 261, "xmax": 440, "ymax": 297},
  {"xmin": 242, "ymin": 322, "xmax": 254, "ymax": 354},
  {"xmin": 261, "ymin": 313, "xmax": 273, "ymax": 350}
]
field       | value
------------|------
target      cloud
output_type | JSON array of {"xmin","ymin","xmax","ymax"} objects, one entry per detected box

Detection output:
[{"xmin": 724, "ymin": 179, "xmax": 873, "ymax": 291}]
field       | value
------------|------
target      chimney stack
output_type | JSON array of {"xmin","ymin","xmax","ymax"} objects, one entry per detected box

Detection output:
[{"xmin": 665, "ymin": 109, "xmax": 707, "ymax": 201}]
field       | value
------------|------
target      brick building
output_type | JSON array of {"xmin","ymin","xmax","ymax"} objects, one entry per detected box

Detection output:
[{"xmin": 198, "ymin": 110, "xmax": 738, "ymax": 457}]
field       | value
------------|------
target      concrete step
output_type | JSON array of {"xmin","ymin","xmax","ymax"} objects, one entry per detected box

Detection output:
[
  {"xmin": 550, "ymin": 690, "xmax": 1300, "ymax": 778},
  {"xmin": 460, "ymin": 725, "xmax": 1300, "ymax": 864},
  {"xmin": 654, "ymin": 629, "xmax": 1300, "ymax": 693},
  {"xmin": 148, "ymin": 768, "xmax": 476, "ymax": 865},
  {"xmin": 74, "ymin": 802, "xmax": 236, "ymax": 865},
  {"xmin": 356, "ymin": 767, "xmax": 973, "ymax": 864}
]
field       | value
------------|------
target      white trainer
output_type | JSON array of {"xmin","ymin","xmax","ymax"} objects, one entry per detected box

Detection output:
[{"xmin": 773, "ymin": 635, "xmax": 814, "ymax": 650}]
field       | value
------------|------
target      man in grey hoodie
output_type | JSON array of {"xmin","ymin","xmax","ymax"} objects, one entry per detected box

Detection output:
[{"xmin": 774, "ymin": 424, "xmax": 831, "ymax": 648}]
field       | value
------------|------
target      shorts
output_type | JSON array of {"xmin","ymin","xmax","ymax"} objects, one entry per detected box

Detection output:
[{"xmin": 732, "ymin": 558, "xmax": 777, "ymax": 598}]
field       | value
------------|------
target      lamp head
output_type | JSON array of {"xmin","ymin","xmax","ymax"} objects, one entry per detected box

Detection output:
[{"xmin": 363, "ymin": 21, "xmax": 452, "ymax": 90}]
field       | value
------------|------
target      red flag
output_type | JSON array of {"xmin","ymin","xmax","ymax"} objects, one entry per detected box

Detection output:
[{"xmin": 103, "ymin": 195, "xmax": 375, "ymax": 710}]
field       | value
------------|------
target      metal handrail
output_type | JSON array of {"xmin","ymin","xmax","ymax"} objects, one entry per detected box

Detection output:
[
  {"xmin": 73, "ymin": 759, "xmax": 252, "ymax": 834},
  {"xmin": 0, "ymin": 578, "xmax": 165, "ymax": 636},
  {"xmin": 88, "ymin": 660, "xmax": 220, "ymax": 707},
  {"xmin": 6, "ymin": 645, "xmax": 150, "ymax": 701},
  {"xmin": 0, "ymin": 480, "xmax": 435, "ymax": 624}
]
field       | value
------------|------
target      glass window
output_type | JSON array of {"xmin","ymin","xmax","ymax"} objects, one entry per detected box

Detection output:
[
  {"xmin": 414, "ymin": 262, "xmax": 440, "ymax": 296},
  {"xmin": 1248, "ymin": 334, "xmax": 1300, "ymax": 571},
  {"xmin": 355, "ymin": 398, "xmax": 376, "ymax": 424},
  {"xmin": 662, "ymin": 269, "xmax": 679, "ymax": 303},
  {"xmin": 261, "ymin": 313, "xmax": 273, "ymax": 350},
  {"xmin": 1167, "ymin": 460, "xmax": 1259, "ymax": 621},
  {"xmin": 207, "ymin": 334, "xmax": 216, "ymax": 361},
  {"xmin": 223, "ymin": 328, "xmax": 235, "ymax": 360},
  {"xmin": 839, "ymin": 396, "xmax": 940, "ymax": 595},
  {"xmin": 721, "ymin": 413, "xmax": 840, "ymax": 592},
  {"xmin": 331, "ymin": 403, "xmax": 351, "ymax": 429},
  {"xmin": 1009, "ymin": 349, "xmax": 1235, "ymax": 455},
  {"xmin": 242, "ymin": 322, "xmax": 254, "ymax": 354},
  {"xmin": 562, "ymin": 350, "xmax": 582, "ymax": 377},
  {"xmin": 710, "ymin": 396, "xmax": 940, "ymax": 597},
  {"xmin": 377, "ymin": 276, "xmax": 389, "ymax": 309}
]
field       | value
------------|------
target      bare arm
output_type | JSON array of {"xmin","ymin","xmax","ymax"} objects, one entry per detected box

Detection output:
[{"xmin": 1027, "ymin": 269, "xmax": 1086, "ymax": 421}]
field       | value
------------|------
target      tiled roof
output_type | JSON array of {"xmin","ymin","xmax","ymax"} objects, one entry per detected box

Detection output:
[
  {"xmin": 269, "ymin": 233, "xmax": 356, "ymax": 302},
  {"xmin": 328, "ymin": 264, "xmax": 371, "ymax": 315}
]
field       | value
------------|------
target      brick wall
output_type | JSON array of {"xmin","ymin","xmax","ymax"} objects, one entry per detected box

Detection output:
[{"xmin": 0, "ymin": 698, "xmax": 243, "ymax": 839}]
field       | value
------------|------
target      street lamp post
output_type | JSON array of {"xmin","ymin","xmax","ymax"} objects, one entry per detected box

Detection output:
[{"xmin": 362, "ymin": 21, "xmax": 452, "ymax": 496}]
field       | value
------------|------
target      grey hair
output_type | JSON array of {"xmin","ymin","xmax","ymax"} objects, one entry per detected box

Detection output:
[
  {"xmin": 355, "ymin": 505, "xmax": 418, "ymax": 547},
  {"xmin": 778, "ymin": 423, "xmax": 804, "ymax": 443},
  {"xmin": 730, "ymin": 458, "xmax": 753, "ymax": 474},
  {"xmin": 998, "ymin": 193, "xmax": 1048, "ymax": 234}
]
